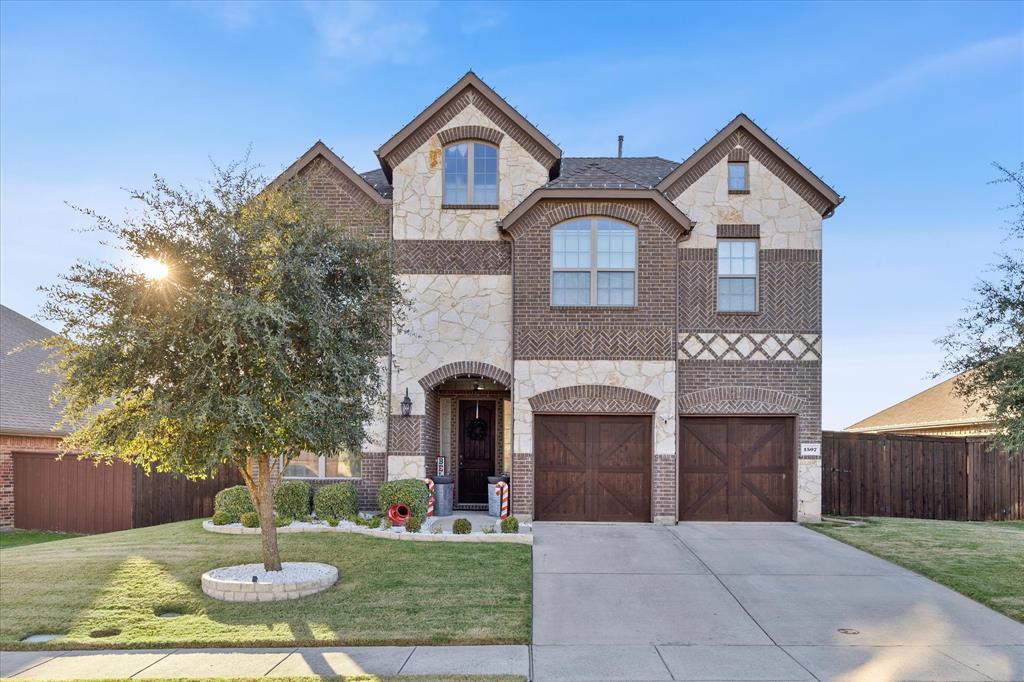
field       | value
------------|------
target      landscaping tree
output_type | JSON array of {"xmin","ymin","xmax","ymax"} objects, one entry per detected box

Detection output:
[
  {"xmin": 937, "ymin": 162, "xmax": 1024, "ymax": 452},
  {"xmin": 41, "ymin": 162, "xmax": 404, "ymax": 570}
]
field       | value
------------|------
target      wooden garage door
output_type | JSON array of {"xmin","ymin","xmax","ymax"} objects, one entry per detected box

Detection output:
[
  {"xmin": 679, "ymin": 417, "xmax": 794, "ymax": 521},
  {"xmin": 535, "ymin": 415, "xmax": 651, "ymax": 522}
]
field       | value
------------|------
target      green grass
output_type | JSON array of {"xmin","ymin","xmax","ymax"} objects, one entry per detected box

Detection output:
[
  {"xmin": 0, "ymin": 519, "xmax": 531, "ymax": 649},
  {"xmin": 0, "ymin": 529, "xmax": 81, "ymax": 550},
  {"xmin": 806, "ymin": 517, "xmax": 1024, "ymax": 623}
]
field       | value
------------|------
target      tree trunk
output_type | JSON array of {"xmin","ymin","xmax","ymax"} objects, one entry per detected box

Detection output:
[{"xmin": 241, "ymin": 456, "xmax": 282, "ymax": 571}]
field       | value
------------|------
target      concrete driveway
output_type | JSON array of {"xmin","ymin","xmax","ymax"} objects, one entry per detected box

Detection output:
[{"xmin": 532, "ymin": 522, "xmax": 1024, "ymax": 682}]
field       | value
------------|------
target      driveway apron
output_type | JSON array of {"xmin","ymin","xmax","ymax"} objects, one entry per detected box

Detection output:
[{"xmin": 532, "ymin": 521, "xmax": 1024, "ymax": 682}]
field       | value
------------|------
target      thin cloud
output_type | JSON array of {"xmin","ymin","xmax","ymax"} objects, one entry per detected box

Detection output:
[
  {"xmin": 179, "ymin": 1, "xmax": 264, "ymax": 30},
  {"xmin": 302, "ymin": 1, "xmax": 434, "ymax": 64},
  {"xmin": 798, "ymin": 33, "xmax": 1023, "ymax": 131}
]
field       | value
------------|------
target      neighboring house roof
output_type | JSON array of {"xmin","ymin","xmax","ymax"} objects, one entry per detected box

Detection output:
[
  {"xmin": 374, "ymin": 71, "xmax": 562, "ymax": 183},
  {"xmin": 0, "ymin": 305, "xmax": 66, "ymax": 436},
  {"xmin": 656, "ymin": 113, "xmax": 843, "ymax": 217},
  {"xmin": 270, "ymin": 140, "xmax": 390, "ymax": 205},
  {"xmin": 845, "ymin": 374, "xmax": 994, "ymax": 434}
]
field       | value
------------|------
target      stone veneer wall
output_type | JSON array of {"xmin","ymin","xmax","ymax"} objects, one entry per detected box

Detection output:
[
  {"xmin": 0, "ymin": 434, "xmax": 64, "ymax": 528},
  {"xmin": 512, "ymin": 360, "xmax": 676, "ymax": 522}
]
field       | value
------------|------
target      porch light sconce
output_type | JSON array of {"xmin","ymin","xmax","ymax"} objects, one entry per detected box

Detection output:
[{"xmin": 401, "ymin": 389, "xmax": 413, "ymax": 417}]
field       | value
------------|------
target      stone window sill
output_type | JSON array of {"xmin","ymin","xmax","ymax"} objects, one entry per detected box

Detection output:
[
  {"xmin": 716, "ymin": 310, "xmax": 760, "ymax": 316},
  {"xmin": 728, "ymin": 190, "xmax": 750, "ymax": 195},
  {"xmin": 442, "ymin": 204, "xmax": 499, "ymax": 210}
]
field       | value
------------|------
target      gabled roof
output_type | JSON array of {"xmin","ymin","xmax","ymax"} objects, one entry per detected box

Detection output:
[
  {"xmin": 270, "ymin": 141, "xmax": 390, "ymax": 205},
  {"xmin": 374, "ymin": 71, "xmax": 561, "ymax": 182},
  {"xmin": 359, "ymin": 169, "xmax": 393, "ymax": 199},
  {"xmin": 546, "ymin": 157, "xmax": 679, "ymax": 190},
  {"xmin": 1, "ymin": 305, "xmax": 66, "ymax": 436},
  {"xmin": 845, "ymin": 373, "xmax": 993, "ymax": 433},
  {"xmin": 658, "ymin": 113, "xmax": 843, "ymax": 217}
]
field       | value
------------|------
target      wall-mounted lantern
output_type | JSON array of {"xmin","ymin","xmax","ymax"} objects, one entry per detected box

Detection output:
[{"xmin": 401, "ymin": 388, "xmax": 413, "ymax": 417}]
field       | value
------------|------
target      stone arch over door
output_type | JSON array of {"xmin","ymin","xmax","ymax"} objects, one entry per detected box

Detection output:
[{"xmin": 529, "ymin": 384, "xmax": 660, "ymax": 414}]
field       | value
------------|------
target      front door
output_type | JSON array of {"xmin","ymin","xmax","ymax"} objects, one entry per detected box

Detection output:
[{"xmin": 458, "ymin": 400, "xmax": 495, "ymax": 504}]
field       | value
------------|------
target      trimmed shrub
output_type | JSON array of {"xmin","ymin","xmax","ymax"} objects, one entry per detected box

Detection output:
[
  {"xmin": 211, "ymin": 511, "xmax": 232, "ymax": 526},
  {"xmin": 275, "ymin": 515, "xmax": 293, "ymax": 527},
  {"xmin": 325, "ymin": 517, "xmax": 339, "ymax": 527},
  {"xmin": 314, "ymin": 482, "xmax": 358, "ymax": 521},
  {"xmin": 452, "ymin": 517, "xmax": 471, "ymax": 535},
  {"xmin": 404, "ymin": 517, "xmax": 422, "ymax": 533},
  {"xmin": 274, "ymin": 480, "xmax": 312, "ymax": 520},
  {"xmin": 214, "ymin": 485, "xmax": 255, "ymax": 522},
  {"xmin": 378, "ymin": 478, "xmax": 429, "ymax": 522},
  {"xmin": 240, "ymin": 511, "xmax": 260, "ymax": 528},
  {"xmin": 365, "ymin": 516, "xmax": 382, "ymax": 529},
  {"xmin": 500, "ymin": 516, "xmax": 520, "ymax": 534}
]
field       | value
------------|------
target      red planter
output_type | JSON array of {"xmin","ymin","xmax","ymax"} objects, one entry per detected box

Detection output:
[{"xmin": 387, "ymin": 504, "xmax": 411, "ymax": 526}]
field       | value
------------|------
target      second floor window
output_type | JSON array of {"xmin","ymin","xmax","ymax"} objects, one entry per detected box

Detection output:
[
  {"xmin": 551, "ymin": 217, "xmax": 637, "ymax": 306},
  {"xmin": 728, "ymin": 161, "xmax": 749, "ymax": 192},
  {"xmin": 443, "ymin": 142, "xmax": 498, "ymax": 205},
  {"xmin": 717, "ymin": 239, "xmax": 758, "ymax": 312}
]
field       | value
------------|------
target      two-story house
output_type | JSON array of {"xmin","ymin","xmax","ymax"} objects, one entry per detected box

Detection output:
[{"xmin": 271, "ymin": 72, "xmax": 841, "ymax": 523}]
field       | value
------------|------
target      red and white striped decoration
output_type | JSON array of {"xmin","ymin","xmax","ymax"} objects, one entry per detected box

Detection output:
[
  {"xmin": 494, "ymin": 481, "xmax": 510, "ymax": 519},
  {"xmin": 423, "ymin": 478, "xmax": 435, "ymax": 517}
]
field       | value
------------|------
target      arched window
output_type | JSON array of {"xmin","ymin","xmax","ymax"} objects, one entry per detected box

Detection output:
[
  {"xmin": 443, "ymin": 141, "xmax": 498, "ymax": 205},
  {"xmin": 551, "ymin": 217, "xmax": 637, "ymax": 306}
]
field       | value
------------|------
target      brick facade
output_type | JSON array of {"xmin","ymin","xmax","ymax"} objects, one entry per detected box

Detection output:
[{"xmin": 0, "ymin": 433, "xmax": 64, "ymax": 528}]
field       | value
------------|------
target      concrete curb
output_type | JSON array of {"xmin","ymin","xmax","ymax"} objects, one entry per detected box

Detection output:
[{"xmin": 202, "ymin": 519, "xmax": 533, "ymax": 545}]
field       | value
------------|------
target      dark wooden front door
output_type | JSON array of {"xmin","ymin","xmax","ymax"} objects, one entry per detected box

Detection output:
[
  {"xmin": 534, "ymin": 415, "xmax": 651, "ymax": 522},
  {"xmin": 458, "ymin": 400, "xmax": 495, "ymax": 504},
  {"xmin": 679, "ymin": 416, "xmax": 794, "ymax": 521}
]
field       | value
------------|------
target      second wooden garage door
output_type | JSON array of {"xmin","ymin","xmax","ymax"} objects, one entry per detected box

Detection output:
[
  {"xmin": 534, "ymin": 415, "xmax": 651, "ymax": 522},
  {"xmin": 679, "ymin": 417, "xmax": 794, "ymax": 521}
]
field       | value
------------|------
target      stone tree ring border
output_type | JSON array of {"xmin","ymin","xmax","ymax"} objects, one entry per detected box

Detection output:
[
  {"xmin": 419, "ymin": 361, "xmax": 513, "ymax": 391},
  {"xmin": 529, "ymin": 384, "xmax": 660, "ymax": 414}
]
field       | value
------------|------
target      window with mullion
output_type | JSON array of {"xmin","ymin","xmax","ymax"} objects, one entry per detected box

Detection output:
[
  {"xmin": 717, "ymin": 239, "xmax": 758, "ymax": 312},
  {"xmin": 443, "ymin": 141, "xmax": 498, "ymax": 206},
  {"xmin": 551, "ymin": 217, "xmax": 636, "ymax": 306}
]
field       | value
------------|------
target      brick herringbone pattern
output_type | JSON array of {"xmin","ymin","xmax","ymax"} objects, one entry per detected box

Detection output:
[
  {"xmin": 678, "ymin": 249, "xmax": 821, "ymax": 331},
  {"xmin": 395, "ymin": 240, "xmax": 511, "ymax": 274},
  {"xmin": 528, "ymin": 384, "xmax": 660, "ymax": 414},
  {"xmin": 516, "ymin": 325, "xmax": 675, "ymax": 360},
  {"xmin": 678, "ymin": 332, "xmax": 822, "ymax": 361},
  {"xmin": 388, "ymin": 416, "xmax": 422, "ymax": 455}
]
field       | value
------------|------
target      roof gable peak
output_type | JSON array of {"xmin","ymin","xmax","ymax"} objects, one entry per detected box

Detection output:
[{"xmin": 270, "ymin": 140, "xmax": 389, "ymax": 205}]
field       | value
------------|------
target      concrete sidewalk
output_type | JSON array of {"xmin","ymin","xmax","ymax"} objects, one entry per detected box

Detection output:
[{"xmin": 0, "ymin": 645, "xmax": 530, "ymax": 679}]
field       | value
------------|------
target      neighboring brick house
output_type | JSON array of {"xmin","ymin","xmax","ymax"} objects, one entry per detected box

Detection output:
[{"xmin": 271, "ymin": 72, "xmax": 842, "ymax": 523}]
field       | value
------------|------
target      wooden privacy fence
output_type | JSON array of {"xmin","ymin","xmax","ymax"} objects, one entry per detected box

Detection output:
[
  {"xmin": 822, "ymin": 431, "xmax": 1023, "ymax": 521},
  {"xmin": 13, "ymin": 451, "xmax": 243, "ymax": 534}
]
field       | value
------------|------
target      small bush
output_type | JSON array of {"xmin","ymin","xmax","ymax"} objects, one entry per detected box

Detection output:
[
  {"xmin": 211, "ymin": 511, "xmax": 232, "ymax": 526},
  {"xmin": 452, "ymin": 517, "xmax": 472, "ymax": 534},
  {"xmin": 500, "ymin": 516, "xmax": 520, "ymax": 534},
  {"xmin": 325, "ymin": 516, "xmax": 339, "ymax": 527},
  {"xmin": 404, "ymin": 517, "xmax": 422, "ymax": 533},
  {"xmin": 377, "ymin": 479, "xmax": 428, "ymax": 522},
  {"xmin": 275, "ymin": 515, "xmax": 293, "ymax": 527},
  {"xmin": 365, "ymin": 516, "xmax": 381, "ymax": 529},
  {"xmin": 240, "ymin": 511, "xmax": 260, "ymax": 528},
  {"xmin": 482, "ymin": 525, "xmax": 495, "ymax": 534},
  {"xmin": 431, "ymin": 525, "xmax": 443, "ymax": 534},
  {"xmin": 313, "ymin": 482, "xmax": 359, "ymax": 521},
  {"xmin": 214, "ymin": 486, "xmax": 255, "ymax": 522},
  {"xmin": 274, "ymin": 480, "xmax": 312, "ymax": 520}
]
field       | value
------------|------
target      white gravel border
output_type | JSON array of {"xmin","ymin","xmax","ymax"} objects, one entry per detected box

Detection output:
[
  {"xmin": 201, "ymin": 562, "xmax": 338, "ymax": 602},
  {"xmin": 202, "ymin": 518, "xmax": 533, "ymax": 544}
]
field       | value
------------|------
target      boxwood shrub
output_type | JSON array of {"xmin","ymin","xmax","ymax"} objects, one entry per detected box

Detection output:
[
  {"xmin": 314, "ymin": 482, "xmax": 358, "ymax": 521},
  {"xmin": 404, "ymin": 517, "xmax": 422, "ymax": 533},
  {"xmin": 274, "ymin": 480, "xmax": 312, "ymax": 520},
  {"xmin": 452, "ymin": 517, "xmax": 472, "ymax": 534},
  {"xmin": 214, "ymin": 485, "xmax": 255, "ymax": 522},
  {"xmin": 211, "ymin": 510, "xmax": 232, "ymax": 526},
  {"xmin": 377, "ymin": 478, "xmax": 428, "ymax": 522},
  {"xmin": 240, "ymin": 511, "xmax": 260, "ymax": 528},
  {"xmin": 500, "ymin": 516, "xmax": 519, "ymax": 534}
]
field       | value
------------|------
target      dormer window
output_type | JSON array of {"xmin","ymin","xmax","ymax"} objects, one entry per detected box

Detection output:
[{"xmin": 443, "ymin": 142, "xmax": 498, "ymax": 206}]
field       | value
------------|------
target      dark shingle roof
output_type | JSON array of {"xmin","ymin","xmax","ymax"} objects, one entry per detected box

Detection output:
[
  {"xmin": 546, "ymin": 157, "xmax": 679, "ymax": 189},
  {"xmin": 359, "ymin": 169, "xmax": 393, "ymax": 199},
  {"xmin": 0, "ymin": 305, "xmax": 66, "ymax": 436},
  {"xmin": 358, "ymin": 157, "xmax": 679, "ymax": 197}
]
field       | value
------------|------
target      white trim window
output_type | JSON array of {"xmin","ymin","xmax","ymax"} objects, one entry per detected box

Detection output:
[
  {"xmin": 551, "ymin": 217, "xmax": 637, "ymax": 306},
  {"xmin": 443, "ymin": 141, "xmax": 498, "ymax": 205},
  {"xmin": 283, "ymin": 451, "xmax": 361, "ymax": 479},
  {"xmin": 728, "ymin": 161, "xmax": 749, "ymax": 192},
  {"xmin": 717, "ymin": 239, "xmax": 758, "ymax": 312}
]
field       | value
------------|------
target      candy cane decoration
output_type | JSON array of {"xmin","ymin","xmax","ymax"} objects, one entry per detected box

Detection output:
[
  {"xmin": 422, "ymin": 478, "xmax": 435, "ymax": 517},
  {"xmin": 494, "ymin": 481, "xmax": 510, "ymax": 519}
]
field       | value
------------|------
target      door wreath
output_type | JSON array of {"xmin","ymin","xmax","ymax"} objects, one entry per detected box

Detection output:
[{"xmin": 466, "ymin": 417, "xmax": 488, "ymax": 441}]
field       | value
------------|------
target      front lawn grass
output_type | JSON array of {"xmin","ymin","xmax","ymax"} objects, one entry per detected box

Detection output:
[
  {"xmin": 0, "ymin": 519, "xmax": 531, "ymax": 649},
  {"xmin": 0, "ymin": 529, "xmax": 81, "ymax": 550},
  {"xmin": 806, "ymin": 517, "xmax": 1024, "ymax": 623}
]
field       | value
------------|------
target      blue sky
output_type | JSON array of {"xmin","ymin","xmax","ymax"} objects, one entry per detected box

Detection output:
[{"xmin": 1, "ymin": 1, "xmax": 1022, "ymax": 429}]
